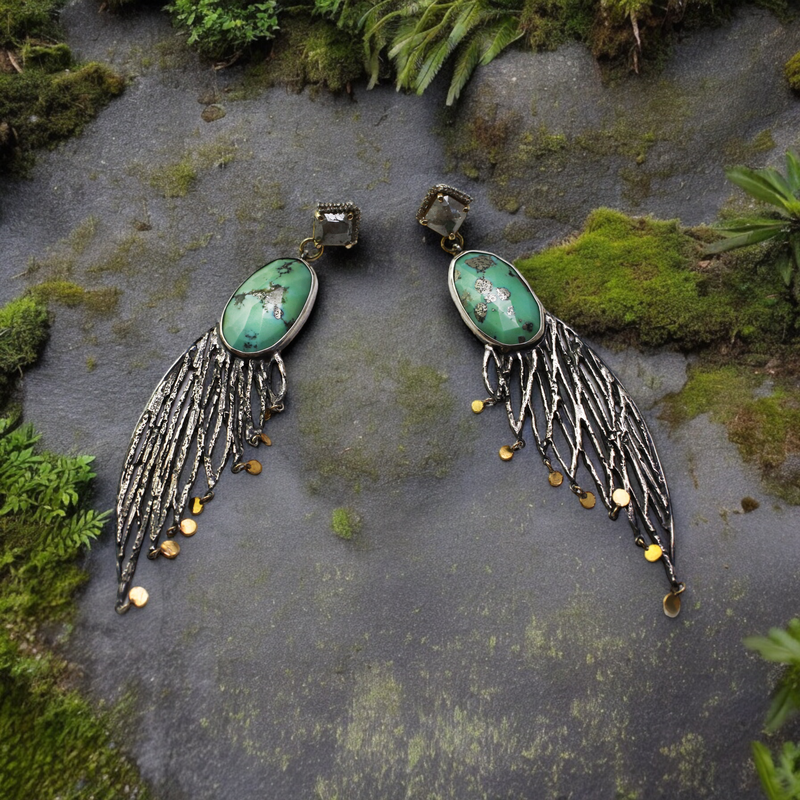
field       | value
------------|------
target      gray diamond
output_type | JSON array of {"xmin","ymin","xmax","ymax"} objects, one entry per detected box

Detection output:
[
  {"xmin": 317, "ymin": 212, "xmax": 353, "ymax": 246},
  {"xmin": 424, "ymin": 195, "xmax": 467, "ymax": 237}
]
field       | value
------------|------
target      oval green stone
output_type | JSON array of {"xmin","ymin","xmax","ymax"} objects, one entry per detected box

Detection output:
[
  {"xmin": 449, "ymin": 251, "xmax": 543, "ymax": 347},
  {"xmin": 220, "ymin": 258, "xmax": 315, "ymax": 356}
]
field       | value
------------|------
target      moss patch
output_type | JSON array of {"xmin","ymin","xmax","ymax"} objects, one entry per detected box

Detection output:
[
  {"xmin": 331, "ymin": 507, "xmax": 361, "ymax": 540},
  {"xmin": 29, "ymin": 281, "xmax": 121, "ymax": 314},
  {"xmin": 232, "ymin": 16, "xmax": 363, "ymax": 97},
  {"xmin": 785, "ymin": 51, "xmax": 800, "ymax": 92},
  {"xmin": 136, "ymin": 132, "xmax": 244, "ymax": 198},
  {"xmin": 0, "ymin": 419, "xmax": 148, "ymax": 799},
  {"xmin": 515, "ymin": 208, "xmax": 793, "ymax": 349},
  {"xmin": 0, "ymin": 296, "xmax": 49, "ymax": 408},
  {"xmin": 0, "ymin": 62, "xmax": 124, "ymax": 175},
  {"xmin": 296, "ymin": 324, "xmax": 467, "ymax": 493},
  {"xmin": 662, "ymin": 365, "xmax": 800, "ymax": 503}
]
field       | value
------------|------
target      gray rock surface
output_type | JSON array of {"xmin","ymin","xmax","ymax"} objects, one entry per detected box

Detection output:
[{"xmin": 2, "ymin": 3, "xmax": 800, "ymax": 798}]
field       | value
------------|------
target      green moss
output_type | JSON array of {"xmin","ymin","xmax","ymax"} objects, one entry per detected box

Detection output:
[
  {"xmin": 87, "ymin": 234, "xmax": 144, "ymax": 275},
  {"xmin": 331, "ymin": 507, "xmax": 361, "ymax": 540},
  {"xmin": 662, "ymin": 365, "xmax": 800, "ymax": 503},
  {"xmin": 520, "ymin": 0, "xmax": 594, "ymax": 51},
  {"xmin": 516, "ymin": 208, "xmax": 796, "ymax": 349},
  {"xmin": 0, "ymin": 296, "xmax": 49, "ymax": 407},
  {"xmin": 722, "ymin": 128, "xmax": 776, "ymax": 165},
  {"xmin": 0, "ymin": 62, "xmax": 124, "ymax": 175},
  {"xmin": 0, "ymin": 421, "xmax": 148, "ymax": 799},
  {"xmin": 149, "ymin": 157, "xmax": 197, "ymax": 198},
  {"xmin": 0, "ymin": 0, "xmax": 63, "ymax": 49},
  {"xmin": 138, "ymin": 133, "xmax": 244, "ymax": 198},
  {"xmin": 20, "ymin": 42, "xmax": 71, "ymax": 72},
  {"xmin": 233, "ymin": 17, "xmax": 363, "ymax": 97},
  {"xmin": 29, "ymin": 280, "xmax": 120, "ymax": 314},
  {"xmin": 785, "ymin": 51, "xmax": 800, "ymax": 92}
]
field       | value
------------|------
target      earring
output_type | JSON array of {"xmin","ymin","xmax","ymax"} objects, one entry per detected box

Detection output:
[
  {"xmin": 417, "ymin": 185, "xmax": 685, "ymax": 618},
  {"xmin": 115, "ymin": 202, "xmax": 361, "ymax": 614}
]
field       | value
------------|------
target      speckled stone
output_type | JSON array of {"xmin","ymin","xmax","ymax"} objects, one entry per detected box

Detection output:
[
  {"xmin": 450, "ymin": 250, "xmax": 542, "ymax": 347},
  {"xmin": 220, "ymin": 258, "xmax": 314, "ymax": 355}
]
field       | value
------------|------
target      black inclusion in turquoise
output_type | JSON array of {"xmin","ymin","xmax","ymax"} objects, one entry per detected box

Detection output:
[
  {"xmin": 221, "ymin": 258, "xmax": 313, "ymax": 355},
  {"xmin": 451, "ymin": 252, "xmax": 541, "ymax": 346}
]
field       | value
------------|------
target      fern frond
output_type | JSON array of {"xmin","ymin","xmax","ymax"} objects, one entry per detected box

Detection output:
[
  {"xmin": 446, "ymin": 32, "xmax": 483, "ymax": 105},
  {"xmin": 447, "ymin": 0, "xmax": 485, "ymax": 48},
  {"xmin": 414, "ymin": 37, "xmax": 454, "ymax": 93},
  {"xmin": 479, "ymin": 15, "xmax": 522, "ymax": 65}
]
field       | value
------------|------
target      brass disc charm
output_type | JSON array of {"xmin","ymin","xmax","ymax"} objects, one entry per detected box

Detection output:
[
  {"xmin": 644, "ymin": 543, "xmax": 663, "ymax": 562},
  {"xmin": 260, "ymin": 433, "xmax": 272, "ymax": 446},
  {"xmin": 180, "ymin": 519, "xmax": 198, "ymax": 536},
  {"xmin": 129, "ymin": 586, "xmax": 149, "ymax": 607},
  {"xmin": 579, "ymin": 491, "xmax": 596, "ymax": 509},
  {"xmin": 471, "ymin": 400, "xmax": 485, "ymax": 414},
  {"xmin": 191, "ymin": 497, "xmax": 204, "ymax": 515},
  {"xmin": 160, "ymin": 540, "xmax": 180, "ymax": 559},
  {"xmin": 245, "ymin": 459, "xmax": 262, "ymax": 475},
  {"xmin": 499, "ymin": 445, "xmax": 515, "ymax": 461},
  {"xmin": 663, "ymin": 592, "xmax": 682, "ymax": 618},
  {"xmin": 548, "ymin": 471, "xmax": 564, "ymax": 487},
  {"xmin": 612, "ymin": 488, "xmax": 631, "ymax": 507}
]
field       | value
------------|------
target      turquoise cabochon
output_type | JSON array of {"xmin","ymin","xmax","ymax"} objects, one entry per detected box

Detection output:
[
  {"xmin": 448, "ymin": 250, "xmax": 544, "ymax": 349},
  {"xmin": 219, "ymin": 258, "xmax": 317, "ymax": 356}
]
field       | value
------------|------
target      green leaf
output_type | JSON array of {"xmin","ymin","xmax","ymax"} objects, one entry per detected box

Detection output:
[
  {"xmin": 704, "ymin": 227, "xmax": 784, "ymax": 254},
  {"xmin": 745, "ymin": 625, "xmax": 800, "ymax": 664},
  {"xmin": 446, "ymin": 33, "xmax": 482, "ymax": 105},
  {"xmin": 447, "ymin": 0, "xmax": 484, "ymax": 49},
  {"xmin": 752, "ymin": 742, "xmax": 785, "ymax": 800},
  {"xmin": 725, "ymin": 167, "xmax": 794, "ymax": 216},
  {"xmin": 414, "ymin": 38, "xmax": 453, "ymax": 93},
  {"xmin": 786, "ymin": 150, "xmax": 800, "ymax": 193},
  {"xmin": 765, "ymin": 684, "xmax": 800, "ymax": 733},
  {"xmin": 715, "ymin": 218, "xmax": 788, "ymax": 233},
  {"xmin": 479, "ymin": 16, "xmax": 522, "ymax": 66},
  {"xmin": 776, "ymin": 250, "xmax": 794, "ymax": 287},
  {"xmin": 757, "ymin": 167, "xmax": 799, "ymax": 205}
]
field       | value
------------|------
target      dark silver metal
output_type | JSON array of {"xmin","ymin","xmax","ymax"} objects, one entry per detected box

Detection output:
[
  {"xmin": 115, "ymin": 328, "xmax": 286, "ymax": 613},
  {"xmin": 481, "ymin": 314, "xmax": 682, "ymax": 594}
]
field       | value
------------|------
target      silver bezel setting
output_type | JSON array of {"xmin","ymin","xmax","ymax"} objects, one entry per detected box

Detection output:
[
  {"xmin": 447, "ymin": 249, "xmax": 545, "ymax": 352},
  {"xmin": 416, "ymin": 184, "xmax": 473, "ymax": 229},
  {"xmin": 218, "ymin": 257, "xmax": 319, "ymax": 357},
  {"xmin": 314, "ymin": 201, "xmax": 361, "ymax": 248}
]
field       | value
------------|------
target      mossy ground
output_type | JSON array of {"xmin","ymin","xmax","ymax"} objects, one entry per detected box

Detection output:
[
  {"xmin": 514, "ymin": 207, "xmax": 800, "ymax": 502},
  {"xmin": 0, "ymin": 301, "xmax": 149, "ymax": 797},
  {"xmin": 515, "ymin": 208, "xmax": 796, "ymax": 348},
  {"xmin": 0, "ymin": 444, "xmax": 149, "ymax": 800},
  {"xmin": 0, "ymin": 59, "xmax": 124, "ymax": 175},
  {"xmin": 786, "ymin": 51, "xmax": 800, "ymax": 91},
  {"xmin": 231, "ymin": 16, "xmax": 364, "ymax": 98},
  {"xmin": 662, "ymin": 365, "xmax": 800, "ymax": 504},
  {"xmin": 0, "ymin": 295, "xmax": 49, "ymax": 408},
  {"xmin": 331, "ymin": 507, "xmax": 361, "ymax": 540}
]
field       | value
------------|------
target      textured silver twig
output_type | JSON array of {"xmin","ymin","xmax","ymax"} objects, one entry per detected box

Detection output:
[
  {"xmin": 115, "ymin": 328, "xmax": 286, "ymax": 613},
  {"xmin": 483, "ymin": 313, "xmax": 679, "ymax": 590}
]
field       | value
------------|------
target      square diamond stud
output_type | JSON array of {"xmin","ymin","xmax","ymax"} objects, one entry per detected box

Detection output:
[
  {"xmin": 314, "ymin": 202, "xmax": 361, "ymax": 249},
  {"xmin": 416, "ymin": 185, "xmax": 473, "ymax": 238}
]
